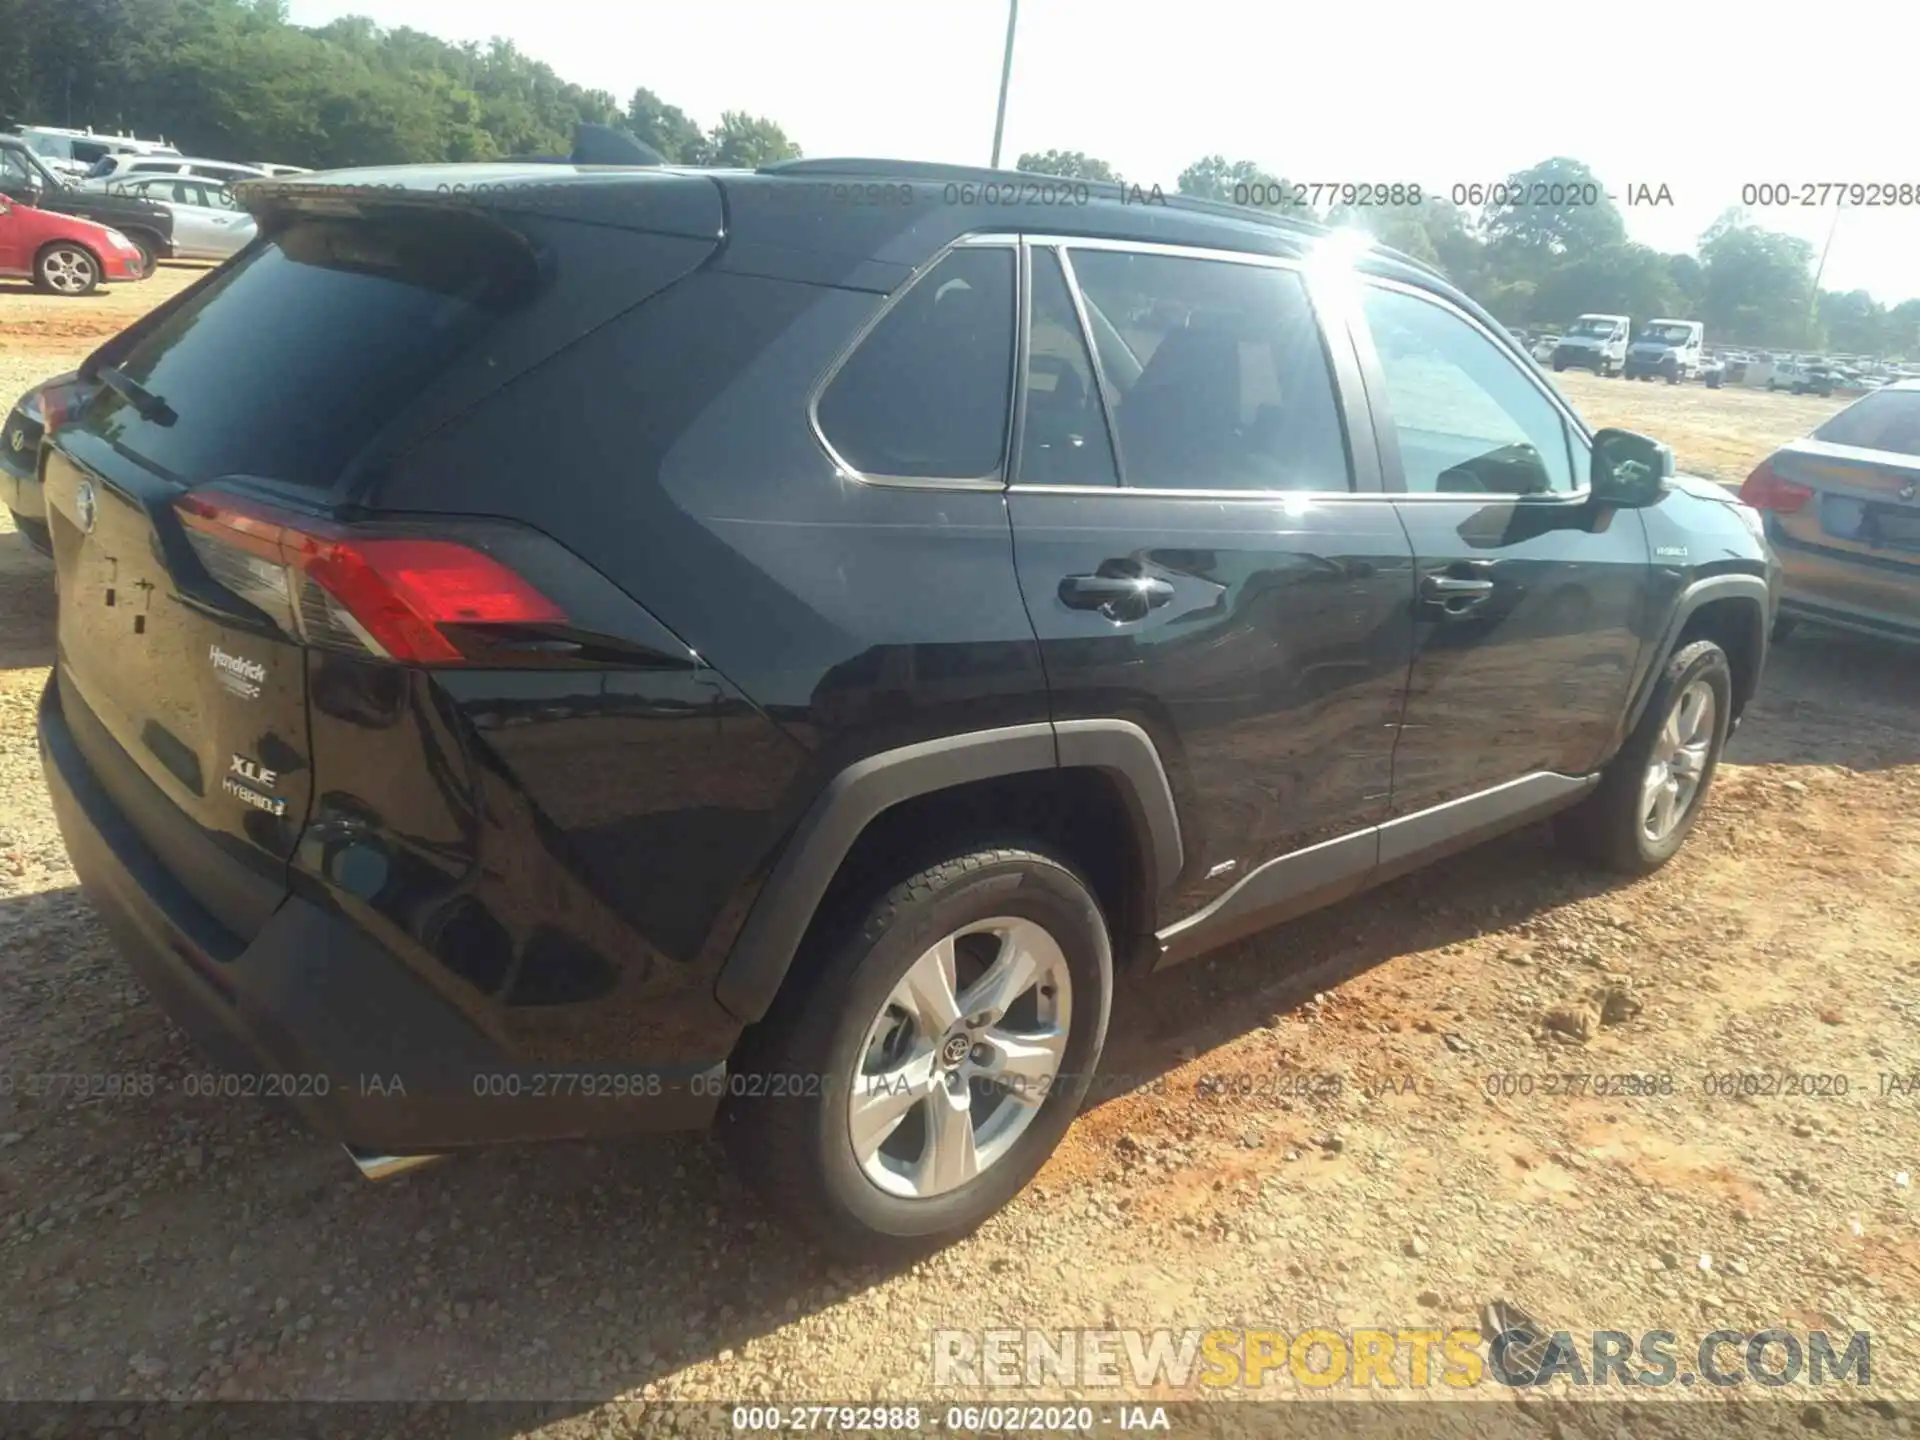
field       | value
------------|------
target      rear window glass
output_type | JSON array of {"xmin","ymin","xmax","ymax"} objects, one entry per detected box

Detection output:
[
  {"xmin": 84, "ymin": 215, "xmax": 533, "ymax": 489},
  {"xmin": 1814, "ymin": 389, "xmax": 1920, "ymax": 456},
  {"xmin": 816, "ymin": 246, "xmax": 1015, "ymax": 480}
]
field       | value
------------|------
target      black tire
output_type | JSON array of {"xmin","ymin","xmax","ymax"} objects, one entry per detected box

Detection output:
[
  {"xmin": 121, "ymin": 230, "xmax": 159, "ymax": 276},
  {"xmin": 1771, "ymin": 616, "xmax": 1798, "ymax": 644},
  {"xmin": 1552, "ymin": 360, "xmax": 1566, "ymax": 373},
  {"xmin": 32, "ymin": 242, "xmax": 100, "ymax": 296},
  {"xmin": 1556, "ymin": 638, "xmax": 1733, "ymax": 875},
  {"xmin": 720, "ymin": 846, "xmax": 1114, "ymax": 1261}
]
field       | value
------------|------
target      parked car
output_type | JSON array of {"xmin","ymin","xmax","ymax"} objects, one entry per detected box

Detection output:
[
  {"xmin": 246, "ymin": 163, "xmax": 313, "ymax": 178},
  {"xmin": 83, "ymin": 153, "xmax": 269, "ymax": 188},
  {"xmin": 1742, "ymin": 379, "xmax": 1920, "ymax": 644},
  {"xmin": 91, "ymin": 175, "xmax": 256, "ymax": 260},
  {"xmin": 1771, "ymin": 359, "xmax": 1835, "ymax": 397},
  {"xmin": 35, "ymin": 155, "xmax": 1778, "ymax": 1258},
  {"xmin": 0, "ymin": 194, "xmax": 147, "ymax": 295},
  {"xmin": 1552, "ymin": 313, "xmax": 1631, "ymax": 375},
  {"xmin": 0, "ymin": 136, "xmax": 174, "ymax": 270},
  {"xmin": 12, "ymin": 126, "xmax": 177, "ymax": 180},
  {"xmin": 2, "ymin": 371, "xmax": 95, "ymax": 554},
  {"xmin": 1624, "ymin": 319, "xmax": 1705, "ymax": 384}
]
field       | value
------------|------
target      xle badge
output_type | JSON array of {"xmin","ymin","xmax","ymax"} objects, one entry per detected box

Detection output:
[{"xmin": 223, "ymin": 753, "xmax": 286, "ymax": 817}]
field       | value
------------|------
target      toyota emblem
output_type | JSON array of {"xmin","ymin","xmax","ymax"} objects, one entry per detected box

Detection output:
[
  {"xmin": 74, "ymin": 479, "xmax": 97, "ymax": 534},
  {"xmin": 1901, "ymin": 482, "xmax": 1917, "ymax": 502}
]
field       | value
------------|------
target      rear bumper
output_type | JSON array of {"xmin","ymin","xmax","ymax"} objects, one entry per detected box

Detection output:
[
  {"xmin": 39, "ymin": 675, "xmax": 725, "ymax": 1153},
  {"xmin": 1772, "ymin": 527, "xmax": 1920, "ymax": 643}
]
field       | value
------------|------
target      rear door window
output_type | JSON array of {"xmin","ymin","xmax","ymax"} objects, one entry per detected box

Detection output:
[
  {"xmin": 86, "ymin": 214, "xmax": 536, "ymax": 490},
  {"xmin": 816, "ymin": 246, "xmax": 1015, "ymax": 481},
  {"xmin": 1066, "ymin": 248, "xmax": 1352, "ymax": 492}
]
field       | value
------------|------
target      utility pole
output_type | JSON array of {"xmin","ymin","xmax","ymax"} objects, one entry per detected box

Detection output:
[
  {"xmin": 989, "ymin": 0, "xmax": 1019, "ymax": 169},
  {"xmin": 1809, "ymin": 200, "xmax": 1842, "ymax": 346}
]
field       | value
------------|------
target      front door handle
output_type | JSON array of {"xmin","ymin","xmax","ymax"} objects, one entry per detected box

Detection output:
[{"xmin": 1059, "ymin": 572, "xmax": 1175, "ymax": 622}]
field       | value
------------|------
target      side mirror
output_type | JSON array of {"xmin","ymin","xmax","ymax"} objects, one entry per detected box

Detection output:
[{"xmin": 1590, "ymin": 428, "xmax": 1673, "ymax": 507}]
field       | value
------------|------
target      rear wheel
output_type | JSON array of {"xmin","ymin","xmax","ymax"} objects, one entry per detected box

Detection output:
[
  {"xmin": 33, "ymin": 243, "xmax": 99, "ymax": 296},
  {"xmin": 1556, "ymin": 639, "xmax": 1732, "ymax": 874},
  {"xmin": 721, "ymin": 846, "xmax": 1113, "ymax": 1260}
]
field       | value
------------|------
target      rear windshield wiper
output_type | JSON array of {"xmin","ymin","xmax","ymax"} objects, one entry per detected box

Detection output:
[{"xmin": 98, "ymin": 364, "xmax": 177, "ymax": 426}]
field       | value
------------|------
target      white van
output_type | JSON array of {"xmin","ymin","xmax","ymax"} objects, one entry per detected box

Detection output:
[
  {"xmin": 1549, "ymin": 314, "xmax": 1631, "ymax": 376},
  {"xmin": 1624, "ymin": 319, "xmax": 1705, "ymax": 384}
]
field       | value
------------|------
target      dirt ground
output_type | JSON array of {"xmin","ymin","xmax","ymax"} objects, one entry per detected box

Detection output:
[
  {"xmin": 1551, "ymin": 370, "xmax": 1850, "ymax": 488},
  {"xmin": 2, "ymin": 273, "xmax": 1917, "ymax": 1434}
]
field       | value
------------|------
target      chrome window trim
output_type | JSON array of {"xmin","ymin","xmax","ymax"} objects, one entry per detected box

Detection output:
[
  {"xmin": 1355, "ymin": 275, "xmax": 1596, "ymax": 502},
  {"xmin": 805, "ymin": 235, "xmax": 1021, "ymax": 492},
  {"xmin": 1052, "ymin": 245, "xmax": 1128, "ymax": 488}
]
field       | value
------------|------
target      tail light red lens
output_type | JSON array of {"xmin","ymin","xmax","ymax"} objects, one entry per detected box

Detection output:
[
  {"xmin": 175, "ymin": 493, "xmax": 564, "ymax": 664},
  {"xmin": 1738, "ymin": 461, "xmax": 1814, "ymax": 514}
]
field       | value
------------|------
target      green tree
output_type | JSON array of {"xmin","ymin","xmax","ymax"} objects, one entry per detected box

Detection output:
[
  {"xmin": 704, "ymin": 111, "xmax": 800, "ymax": 168},
  {"xmin": 1698, "ymin": 221, "xmax": 1818, "ymax": 347},
  {"xmin": 1479, "ymin": 158, "xmax": 1627, "ymax": 278},
  {"xmin": 627, "ymin": 86, "xmax": 705, "ymax": 163},
  {"xmin": 1529, "ymin": 243, "xmax": 1685, "ymax": 328},
  {"xmin": 1016, "ymin": 149, "xmax": 1118, "ymax": 182}
]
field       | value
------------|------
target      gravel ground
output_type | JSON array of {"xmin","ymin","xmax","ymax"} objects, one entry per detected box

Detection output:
[{"xmin": 1, "ymin": 275, "xmax": 1917, "ymax": 1436}]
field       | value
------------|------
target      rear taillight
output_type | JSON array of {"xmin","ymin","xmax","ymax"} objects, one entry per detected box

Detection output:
[
  {"xmin": 1739, "ymin": 461, "xmax": 1814, "ymax": 514},
  {"xmin": 37, "ymin": 378, "xmax": 87, "ymax": 437},
  {"xmin": 175, "ymin": 493, "xmax": 564, "ymax": 664}
]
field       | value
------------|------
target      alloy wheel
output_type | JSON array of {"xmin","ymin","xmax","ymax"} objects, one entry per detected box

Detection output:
[
  {"xmin": 1640, "ymin": 679, "xmax": 1716, "ymax": 842},
  {"xmin": 41, "ymin": 247, "xmax": 97, "ymax": 295},
  {"xmin": 847, "ymin": 916, "xmax": 1072, "ymax": 1199}
]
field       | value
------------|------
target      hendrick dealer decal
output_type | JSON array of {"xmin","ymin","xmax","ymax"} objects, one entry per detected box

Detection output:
[{"xmin": 209, "ymin": 643, "xmax": 265, "ymax": 700}]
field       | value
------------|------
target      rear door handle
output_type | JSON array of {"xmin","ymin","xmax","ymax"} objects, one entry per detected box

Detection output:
[
  {"xmin": 1421, "ymin": 575, "xmax": 1495, "ymax": 597},
  {"xmin": 1420, "ymin": 573, "xmax": 1495, "ymax": 616},
  {"xmin": 1059, "ymin": 573, "xmax": 1175, "ymax": 621}
]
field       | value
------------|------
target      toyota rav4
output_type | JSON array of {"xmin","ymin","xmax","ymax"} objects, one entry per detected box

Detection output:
[{"xmin": 38, "ymin": 156, "xmax": 1779, "ymax": 1258}]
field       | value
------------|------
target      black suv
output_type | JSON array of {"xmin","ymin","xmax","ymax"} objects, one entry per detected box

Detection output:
[
  {"xmin": 36, "ymin": 158, "xmax": 1778, "ymax": 1258},
  {"xmin": 0, "ymin": 135, "xmax": 174, "ymax": 270}
]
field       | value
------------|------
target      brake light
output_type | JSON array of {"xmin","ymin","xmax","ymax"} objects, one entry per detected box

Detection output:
[
  {"xmin": 1738, "ymin": 460, "xmax": 1814, "ymax": 514},
  {"xmin": 37, "ymin": 378, "xmax": 87, "ymax": 437},
  {"xmin": 175, "ymin": 493, "xmax": 563, "ymax": 663}
]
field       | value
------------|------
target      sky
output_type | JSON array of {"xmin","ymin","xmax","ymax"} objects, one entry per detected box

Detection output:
[{"xmin": 287, "ymin": 0, "xmax": 1920, "ymax": 305}]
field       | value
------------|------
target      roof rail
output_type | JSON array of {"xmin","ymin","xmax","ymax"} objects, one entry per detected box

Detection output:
[
  {"xmin": 756, "ymin": 157, "xmax": 1448, "ymax": 281},
  {"xmin": 758, "ymin": 156, "xmax": 1324, "ymax": 239}
]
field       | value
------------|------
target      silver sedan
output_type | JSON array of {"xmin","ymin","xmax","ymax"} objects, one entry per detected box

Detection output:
[
  {"xmin": 1740, "ymin": 379, "xmax": 1920, "ymax": 644},
  {"xmin": 82, "ymin": 175, "xmax": 256, "ymax": 260}
]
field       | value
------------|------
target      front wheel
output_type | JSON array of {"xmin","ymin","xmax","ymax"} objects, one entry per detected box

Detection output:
[
  {"xmin": 34, "ymin": 243, "xmax": 100, "ymax": 296},
  {"xmin": 721, "ymin": 846, "xmax": 1114, "ymax": 1260},
  {"xmin": 1552, "ymin": 360, "xmax": 1566, "ymax": 373},
  {"xmin": 1556, "ymin": 638, "xmax": 1733, "ymax": 874}
]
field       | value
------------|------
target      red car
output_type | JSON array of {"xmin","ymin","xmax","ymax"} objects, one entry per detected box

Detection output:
[{"xmin": 0, "ymin": 194, "xmax": 147, "ymax": 295}]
